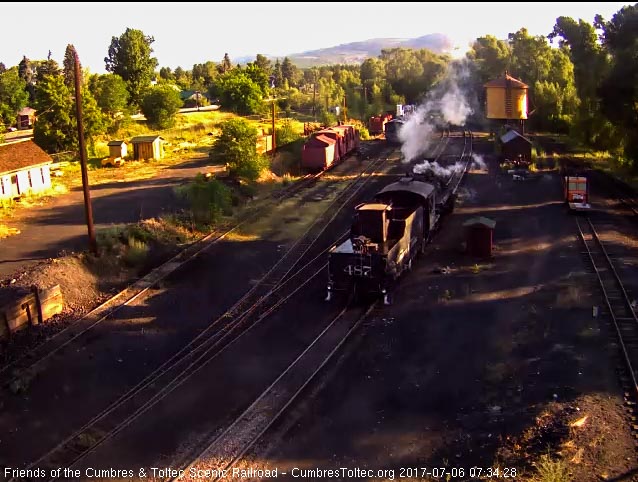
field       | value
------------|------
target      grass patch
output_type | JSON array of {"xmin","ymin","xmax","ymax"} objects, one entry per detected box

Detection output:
[
  {"xmin": 533, "ymin": 453, "xmax": 570, "ymax": 482},
  {"xmin": 122, "ymin": 236, "xmax": 149, "ymax": 267},
  {"xmin": 95, "ymin": 215, "xmax": 201, "ymax": 272}
]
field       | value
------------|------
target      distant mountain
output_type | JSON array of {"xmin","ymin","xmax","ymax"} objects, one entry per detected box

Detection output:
[{"xmin": 234, "ymin": 33, "xmax": 453, "ymax": 68}]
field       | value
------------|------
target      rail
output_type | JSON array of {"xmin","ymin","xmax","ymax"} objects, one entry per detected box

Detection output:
[{"xmin": 576, "ymin": 216, "xmax": 638, "ymax": 400}]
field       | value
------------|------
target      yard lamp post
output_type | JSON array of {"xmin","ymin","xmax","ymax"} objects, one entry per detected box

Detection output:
[{"xmin": 72, "ymin": 47, "xmax": 97, "ymax": 255}]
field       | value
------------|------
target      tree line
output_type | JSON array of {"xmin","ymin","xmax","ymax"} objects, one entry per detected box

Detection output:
[{"xmin": 0, "ymin": 5, "xmax": 637, "ymax": 167}]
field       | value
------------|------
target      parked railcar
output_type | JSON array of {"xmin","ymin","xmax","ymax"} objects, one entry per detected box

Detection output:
[
  {"xmin": 326, "ymin": 175, "xmax": 453, "ymax": 305},
  {"xmin": 301, "ymin": 124, "xmax": 360, "ymax": 172},
  {"xmin": 384, "ymin": 119, "xmax": 404, "ymax": 145},
  {"xmin": 369, "ymin": 114, "xmax": 393, "ymax": 136}
]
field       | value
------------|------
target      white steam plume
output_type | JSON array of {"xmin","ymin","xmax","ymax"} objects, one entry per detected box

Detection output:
[
  {"xmin": 413, "ymin": 161, "xmax": 466, "ymax": 177},
  {"xmin": 471, "ymin": 153, "xmax": 486, "ymax": 170},
  {"xmin": 400, "ymin": 59, "xmax": 474, "ymax": 163}
]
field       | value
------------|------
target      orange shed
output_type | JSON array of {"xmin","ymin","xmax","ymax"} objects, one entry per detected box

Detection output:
[{"xmin": 463, "ymin": 216, "xmax": 496, "ymax": 258}]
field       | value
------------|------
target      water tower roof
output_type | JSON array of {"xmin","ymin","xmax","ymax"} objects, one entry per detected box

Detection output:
[{"xmin": 484, "ymin": 73, "xmax": 528, "ymax": 89}]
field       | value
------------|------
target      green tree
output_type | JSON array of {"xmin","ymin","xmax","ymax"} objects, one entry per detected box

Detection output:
[
  {"xmin": 63, "ymin": 44, "xmax": 78, "ymax": 88},
  {"xmin": 549, "ymin": 17, "xmax": 608, "ymax": 137},
  {"xmin": 243, "ymin": 63, "xmax": 269, "ymax": 95},
  {"xmin": 0, "ymin": 67, "xmax": 29, "ymax": 127},
  {"xmin": 34, "ymin": 51, "xmax": 61, "ymax": 83},
  {"xmin": 360, "ymin": 58, "xmax": 385, "ymax": 87},
  {"xmin": 254, "ymin": 54, "xmax": 271, "ymax": 73},
  {"xmin": 18, "ymin": 55, "xmax": 35, "ymax": 102},
  {"xmin": 140, "ymin": 85, "xmax": 182, "ymax": 129},
  {"xmin": 466, "ymin": 35, "xmax": 511, "ymax": 86},
  {"xmin": 211, "ymin": 118, "xmax": 269, "ymax": 180},
  {"xmin": 93, "ymin": 73, "xmax": 130, "ymax": 118},
  {"xmin": 192, "ymin": 61, "xmax": 217, "ymax": 88},
  {"xmin": 281, "ymin": 57, "xmax": 296, "ymax": 87},
  {"xmin": 597, "ymin": 5, "xmax": 638, "ymax": 162},
  {"xmin": 220, "ymin": 53, "xmax": 232, "ymax": 74},
  {"xmin": 105, "ymin": 28, "xmax": 158, "ymax": 106},
  {"xmin": 211, "ymin": 69, "xmax": 264, "ymax": 114},
  {"xmin": 380, "ymin": 48, "xmax": 446, "ymax": 103},
  {"xmin": 80, "ymin": 86, "xmax": 109, "ymax": 153},
  {"xmin": 33, "ymin": 73, "xmax": 107, "ymax": 153},
  {"xmin": 273, "ymin": 59, "xmax": 283, "ymax": 88},
  {"xmin": 173, "ymin": 66, "xmax": 192, "ymax": 90},
  {"xmin": 33, "ymin": 75, "xmax": 74, "ymax": 151},
  {"xmin": 159, "ymin": 66, "xmax": 173, "ymax": 81}
]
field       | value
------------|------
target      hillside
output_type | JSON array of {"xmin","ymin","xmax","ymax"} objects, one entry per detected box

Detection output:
[{"xmin": 235, "ymin": 33, "xmax": 453, "ymax": 67}]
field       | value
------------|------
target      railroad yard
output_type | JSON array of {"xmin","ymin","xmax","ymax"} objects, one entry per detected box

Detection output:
[{"xmin": 1, "ymin": 130, "xmax": 638, "ymax": 482}]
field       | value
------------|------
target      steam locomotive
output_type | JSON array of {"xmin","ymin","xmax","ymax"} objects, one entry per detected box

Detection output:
[{"xmin": 326, "ymin": 175, "xmax": 455, "ymax": 305}]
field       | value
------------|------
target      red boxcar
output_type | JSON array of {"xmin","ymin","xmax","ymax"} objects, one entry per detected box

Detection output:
[
  {"xmin": 369, "ymin": 114, "xmax": 393, "ymax": 135},
  {"xmin": 301, "ymin": 134, "xmax": 337, "ymax": 171},
  {"xmin": 317, "ymin": 128, "xmax": 346, "ymax": 161},
  {"xmin": 301, "ymin": 125, "xmax": 360, "ymax": 172}
]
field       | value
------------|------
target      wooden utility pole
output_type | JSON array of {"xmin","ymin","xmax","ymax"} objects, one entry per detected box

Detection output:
[
  {"xmin": 271, "ymin": 99, "xmax": 276, "ymax": 153},
  {"xmin": 72, "ymin": 47, "xmax": 97, "ymax": 255},
  {"xmin": 313, "ymin": 81, "xmax": 317, "ymax": 121},
  {"xmin": 343, "ymin": 95, "xmax": 347, "ymax": 123}
]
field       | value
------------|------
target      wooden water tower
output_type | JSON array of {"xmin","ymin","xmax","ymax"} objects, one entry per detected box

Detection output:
[{"xmin": 484, "ymin": 72, "xmax": 528, "ymax": 132}]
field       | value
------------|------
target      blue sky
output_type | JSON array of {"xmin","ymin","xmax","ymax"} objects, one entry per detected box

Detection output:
[{"xmin": 0, "ymin": 2, "xmax": 630, "ymax": 73}]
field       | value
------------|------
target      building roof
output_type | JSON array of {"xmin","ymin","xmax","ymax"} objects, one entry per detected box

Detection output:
[
  {"xmin": 0, "ymin": 139, "xmax": 53, "ymax": 175},
  {"xmin": 107, "ymin": 140, "xmax": 127, "ymax": 146},
  {"xmin": 463, "ymin": 216, "xmax": 496, "ymax": 229},
  {"xmin": 130, "ymin": 136, "xmax": 165, "ymax": 143},
  {"xmin": 500, "ymin": 129, "xmax": 532, "ymax": 144},
  {"xmin": 484, "ymin": 73, "xmax": 528, "ymax": 89},
  {"xmin": 18, "ymin": 107, "xmax": 36, "ymax": 116}
]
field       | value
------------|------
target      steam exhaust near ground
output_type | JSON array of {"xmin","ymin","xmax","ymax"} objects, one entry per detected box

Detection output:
[{"xmin": 398, "ymin": 59, "xmax": 478, "ymax": 178}]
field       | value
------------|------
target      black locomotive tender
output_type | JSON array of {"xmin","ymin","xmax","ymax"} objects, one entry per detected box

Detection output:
[{"xmin": 326, "ymin": 173, "xmax": 457, "ymax": 305}]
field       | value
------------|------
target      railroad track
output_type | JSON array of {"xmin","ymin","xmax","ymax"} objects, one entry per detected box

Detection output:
[
  {"xmin": 0, "ymin": 141, "xmax": 388, "ymax": 392},
  {"xmin": 26, "ymin": 258, "xmax": 331, "ymax": 482},
  {"xmin": 164, "ymin": 131, "xmax": 461, "ymax": 481},
  {"xmin": 576, "ymin": 216, "xmax": 638, "ymax": 416},
  {"xmin": 445, "ymin": 130, "xmax": 473, "ymax": 194},
  {"xmin": 167, "ymin": 301, "xmax": 380, "ymax": 482},
  {"xmin": 12, "ymin": 141, "xmax": 404, "ymax": 480}
]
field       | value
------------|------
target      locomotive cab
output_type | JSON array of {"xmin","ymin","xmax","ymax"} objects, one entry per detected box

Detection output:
[{"xmin": 327, "ymin": 177, "xmax": 438, "ymax": 305}]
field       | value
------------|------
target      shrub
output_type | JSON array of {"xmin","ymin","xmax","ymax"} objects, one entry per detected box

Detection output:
[
  {"xmin": 319, "ymin": 109, "xmax": 337, "ymax": 127},
  {"xmin": 275, "ymin": 119, "xmax": 301, "ymax": 146},
  {"xmin": 211, "ymin": 118, "xmax": 270, "ymax": 181},
  {"xmin": 175, "ymin": 174, "xmax": 232, "ymax": 225}
]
